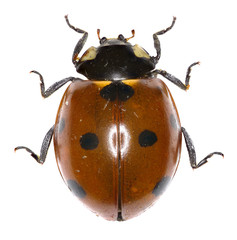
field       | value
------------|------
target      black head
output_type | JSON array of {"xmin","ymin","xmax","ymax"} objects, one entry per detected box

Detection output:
[{"xmin": 75, "ymin": 30, "xmax": 156, "ymax": 80}]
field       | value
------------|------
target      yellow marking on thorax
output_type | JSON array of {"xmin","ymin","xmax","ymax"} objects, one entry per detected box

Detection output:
[
  {"xmin": 80, "ymin": 47, "xmax": 97, "ymax": 61},
  {"xmin": 132, "ymin": 44, "xmax": 150, "ymax": 59}
]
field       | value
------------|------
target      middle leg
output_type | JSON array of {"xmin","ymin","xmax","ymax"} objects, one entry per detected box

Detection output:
[
  {"xmin": 30, "ymin": 71, "xmax": 80, "ymax": 98},
  {"xmin": 151, "ymin": 62, "xmax": 200, "ymax": 91}
]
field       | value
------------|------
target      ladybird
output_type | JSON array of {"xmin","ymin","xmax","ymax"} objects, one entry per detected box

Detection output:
[{"xmin": 15, "ymin": 16, "xmax": 223, "ymax": 221}]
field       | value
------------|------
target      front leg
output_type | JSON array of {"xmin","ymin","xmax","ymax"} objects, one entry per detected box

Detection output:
[
  {"xmin": 65, "ymin": 15, "xmax": 88, "ymax": 64},
  {"xmin": 30, "ymin": 71, "xmax": 79, "ymax": 98},
  {"xmin": 152, "ymin": 17, "xmax": 176, "ymax": 64},
  {"xmin": 151, "ymin": 62, "xmax": 200, "ymax": 91}
]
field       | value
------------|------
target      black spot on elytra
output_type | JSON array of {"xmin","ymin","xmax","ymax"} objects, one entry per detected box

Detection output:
[
  {"xmin": 152, "ymin": 176, "xmax": 171, "ymax": 197},
  {"xmin": 118, "ymin": 82, "xmax": 135, "ymax": 101},
  {"xmin": 67, "ymin": 179, "xmax": 86, "ymax": 199},
  {"xmin": 80, "ymin": 133, "xmax": 99, "ymax": 150},
  {"xmin": 170, "ymin": 114, "xmax": 177, "ymax": 129},
  {"xmin": 100, "ymin": 82, "xmax": 117, "ymax": 101},
  {"xmin": 139, "ymin": 130, "xmax": 157, "ymax": 147},
  {"xmin": 57, "ymin": 118, "xmax": 65, "ymax": 134},
  {"xmin": 100, "ymin": 81, "xmax": 134, "ymax": 102},
  {"xmin": 156, "ymin": 86, "xmax": 163, "ymax": 95}
]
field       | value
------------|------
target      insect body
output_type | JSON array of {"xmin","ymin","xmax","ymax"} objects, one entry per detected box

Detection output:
[{"xmin": 15, "ymin": 16, "xmax": 223, "ymax": 221}]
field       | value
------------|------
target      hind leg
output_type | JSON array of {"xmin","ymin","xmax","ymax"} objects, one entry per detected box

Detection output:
[
  {"xmin": 181, "ymin": 127, "xmax": 224, "ymax": 169},
  {"xmin": 15, "ymin": 125, "xmax": 54, "ymax": 164}
]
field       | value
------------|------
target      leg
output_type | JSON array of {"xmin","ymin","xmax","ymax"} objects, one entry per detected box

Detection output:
[
  {"xmin": 15, "ymin": 125, "xmax": 54, "ymax": 164},
  {"xmin": 65, "ymin": 15, "xmax": 88, "ymax": 64},
  {"xmin": 152, "ymin": 16, "xmax": 176, "ymax": 64},
  {"xmin": 30, "ymin": 71, "xmax": 78, "ymax": 98},
  {"xmin": 152, "ymin": 62, "xmax": 200, "ymax": 91},
  {"xmin": 181, "ymin": 127, "xmax": 224, "ymax": 169}
]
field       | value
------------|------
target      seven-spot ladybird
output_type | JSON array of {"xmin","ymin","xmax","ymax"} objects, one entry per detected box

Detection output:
[{"xmin": 15, "ymin": 16, "xmax": 223, "ymax": 221}]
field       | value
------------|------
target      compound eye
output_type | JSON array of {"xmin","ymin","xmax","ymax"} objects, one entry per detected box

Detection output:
[
  {"xmin": 100, "ymin": 37, "xmax": 107, "ymax": 44},
  {"xmin": 118, "ymin": 34, "xmax": 126, "ymax": 42}
]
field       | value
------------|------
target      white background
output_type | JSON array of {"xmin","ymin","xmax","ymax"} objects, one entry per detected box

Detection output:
[{"xmin": 1, "ymin": 0, "xmax": 236, "ymax": 239}]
